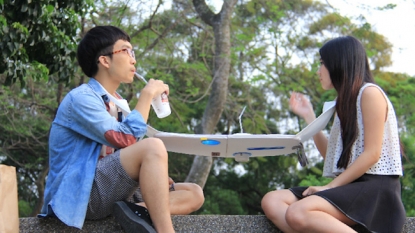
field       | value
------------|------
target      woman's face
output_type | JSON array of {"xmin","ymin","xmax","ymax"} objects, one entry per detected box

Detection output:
[{"xmin": 317, "ymin": 60, "xmax": 334, "ymax": 90}]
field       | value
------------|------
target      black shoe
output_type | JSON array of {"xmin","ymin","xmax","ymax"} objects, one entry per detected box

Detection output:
[{"xmin": 113, "ymin": 201, "xmax": 156, "ymax": 233}]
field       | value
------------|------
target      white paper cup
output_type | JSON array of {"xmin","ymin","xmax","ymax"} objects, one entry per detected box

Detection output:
[{"xmin": 151, "ymin": 93, "xmax": 171, "ymax": 118}]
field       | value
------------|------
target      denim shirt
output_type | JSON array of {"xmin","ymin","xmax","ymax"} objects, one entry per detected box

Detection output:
[{"xmin": 38, "ymin": 78, "xmax": 147, "ymax": 229}]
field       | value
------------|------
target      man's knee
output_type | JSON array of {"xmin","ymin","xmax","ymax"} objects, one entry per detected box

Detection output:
[
  {"xmin": 188, "ymin": 183, "xmax": 204, "ymax": 208},
  {"xmin": 139, "ymin": 137, "xmax": 168, "ymax": 159},
  {"xmin": 120, "ymin": 138, "xmax": 168, "ymax": 179},
  {"xmin": 175, "ymin": 183, "xmax": 204, "ymax": 212},
  {"xmin": 125, "ymin": 137, "xmax": 167, "ymax": 161}
]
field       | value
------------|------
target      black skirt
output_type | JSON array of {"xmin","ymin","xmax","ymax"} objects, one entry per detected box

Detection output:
[{"xmin": 290, "ymin": 174, "xmax": 406, "ymax": 233}]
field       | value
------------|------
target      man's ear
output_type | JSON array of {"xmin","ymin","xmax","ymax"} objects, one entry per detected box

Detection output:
[{"xmin": 97, "ymin": 56, "xmax": 111, "ymax": 68}]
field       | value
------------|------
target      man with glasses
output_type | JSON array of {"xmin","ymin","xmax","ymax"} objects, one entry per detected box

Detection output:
[{"xmin": 39, "ymin": 25, "xmax": 204, "ymax": 233}]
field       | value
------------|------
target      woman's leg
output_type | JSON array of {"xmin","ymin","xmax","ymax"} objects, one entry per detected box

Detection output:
[
  {"xmin": 261, "ymin": 189, "xmax": 300, "ymax": 233},
  {"xmin": 285, "ymin": 195, "xmax": 357, "ymax": 233}
]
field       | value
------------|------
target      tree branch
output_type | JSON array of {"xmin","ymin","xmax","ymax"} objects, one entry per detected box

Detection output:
[
  {"xmin": 192, "ymin": 0, "xmax": 215, "ymax": 26},
  {"xmin": 130, "ymin": 0, "xmax": 163, "ymax": 38}
]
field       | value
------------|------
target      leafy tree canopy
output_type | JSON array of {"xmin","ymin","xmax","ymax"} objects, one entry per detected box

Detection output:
[{"xmin": 0, "ymin": 0, "xmax": 92, "ymax": 85}]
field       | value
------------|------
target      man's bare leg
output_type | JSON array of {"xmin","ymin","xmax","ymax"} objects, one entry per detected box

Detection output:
[
  {"xmin": 139, "ymin": 183, "xmax": 204, "ymax": 215},
  {"xmin": 168, "ymin": 183, "xmax": 204, "ymax": 214},
  {"xmin": 120, "ymin": 138, "xmax": 174, "ymax": 233}
]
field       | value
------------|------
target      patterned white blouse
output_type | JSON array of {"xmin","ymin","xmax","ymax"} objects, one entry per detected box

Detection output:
[{"xmin": 323, "ymin": 83, "xmax": 403, "ymax": 177}]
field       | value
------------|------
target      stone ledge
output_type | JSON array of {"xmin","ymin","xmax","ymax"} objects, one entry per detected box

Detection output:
[{"xmin": 20, "ymin": 216, "xmax": 415, "ymax": 233}]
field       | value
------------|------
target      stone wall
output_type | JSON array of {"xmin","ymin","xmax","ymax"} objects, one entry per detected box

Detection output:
[{"xmin": 20, "ymin": 215, "xmax": 415, "ymax": 233}]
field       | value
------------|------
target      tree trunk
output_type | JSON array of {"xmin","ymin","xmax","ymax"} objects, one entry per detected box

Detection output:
[
  {"xmin": 185, "ymin": 0, "xmax": 237, "ymax": 188},
  {"xmin": 30, "ymin": 162, "xmax": 49, "ymax": 216}
]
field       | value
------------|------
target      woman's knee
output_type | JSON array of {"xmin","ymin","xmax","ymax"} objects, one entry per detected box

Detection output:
[
  {"xmin": 285, "ymin": 202, "xmax": 308, "ymax": 231},
  {"xmin": 261, "ymin": 190, "xmax": 292, "ymax": 213},
  {"xmin": 261, "ymin": 191, "xmax": 283, "ymax": 218},
  {"xmin": 261, "ymin": 191, "xmax": 274, "ymax": 211}
]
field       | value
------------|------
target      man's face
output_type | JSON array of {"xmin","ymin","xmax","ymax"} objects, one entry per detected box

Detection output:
[{"xmin": 106, "ymin": 39, "xmax": 136, "ymax": 84}]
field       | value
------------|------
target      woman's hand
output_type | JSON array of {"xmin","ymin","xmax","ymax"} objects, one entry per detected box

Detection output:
[
  {"xmin": 289, "ymin": 92, "xmax": 316, "ymax": 124},
  {"xmin": 302, "ymin": 185, "xmax": 330, "ymax": 196}
]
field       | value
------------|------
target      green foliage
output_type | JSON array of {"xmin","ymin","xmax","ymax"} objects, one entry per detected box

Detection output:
[
  {"xmin": 309, "ymin": 12, "xmax": 352, "ymax": 35},
  {"xmin": 298, "ymin": 174, "xmax": 332, "ymax": 187},
  {"xmin": 0, "ymin": 0, "xmax": 91, "ymax": 85},
  {"xmin": 401, "ymin": 135, "xmax": 415, "ymax": 216},
  {"xmin": 2, "ymin": 0, "xmax": 414, "ymax": 217},
  {"xmin": 197, "ymin": 155, "xmax": 300, "ymax": 215},
  {"xmin": 198, "ymin": 188, "xmax": 247, "ymax": 215},
  {"xmin": 0, "ymin": 77, "xmax": 61, "ymax": 216},
  {"xmin": 18, "ymin": 200, "xmax": 32, "ymax": 217},
  {"xmin": 375, "ymin": 73, "xmax": 415, "ymax": 135},
  {"xmin": 376, "ymin": 4, "xmax": 397, "ymax": 11}
]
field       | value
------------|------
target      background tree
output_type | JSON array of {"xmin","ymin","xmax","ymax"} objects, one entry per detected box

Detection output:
[
  {"xmin": 0, "ymin": 0, "xmax": 91, "ymax": 85},
  {"xmin": 1, "ymin": 0, "xmax": 414, "ymax": 217},
  {"xmin": 0, "ymin": 0, "xmax": 90, "ymax": 215},
  {"xmin": 184, "ymin": 0, "xmax": 238, "ymax": 187}
]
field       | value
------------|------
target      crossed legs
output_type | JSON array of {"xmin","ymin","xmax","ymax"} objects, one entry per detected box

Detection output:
[
  {"xmin": 261, "ymin": 190, "xmax": 356, "ymax": 233},
  {"xmin": 119, "ymin": 138, "xmax": 204, "ymax": 232}
]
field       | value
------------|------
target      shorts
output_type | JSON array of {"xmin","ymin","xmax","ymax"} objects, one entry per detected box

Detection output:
[{"xmin": 85, "ymin": 150, "xmax": 143, "ymax": 220}]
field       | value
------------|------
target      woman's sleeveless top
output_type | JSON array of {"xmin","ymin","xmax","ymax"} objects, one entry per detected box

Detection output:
[{"xmin": 323, "ymin": 83, "xmax": 403, "ymax": 177}]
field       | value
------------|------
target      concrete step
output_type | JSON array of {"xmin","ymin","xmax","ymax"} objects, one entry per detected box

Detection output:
[{"xmin": 20, "ymin": 215, "xmax": 415, "ymax": 233}]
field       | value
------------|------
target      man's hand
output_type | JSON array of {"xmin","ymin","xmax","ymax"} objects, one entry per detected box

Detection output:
[
  {"xmin": 168, "ymin": 177, "xmax": 175, "ymax": 191},
  {"xmin": 168, "ymin": 177, "xmax": 174, "ymax": 185}
]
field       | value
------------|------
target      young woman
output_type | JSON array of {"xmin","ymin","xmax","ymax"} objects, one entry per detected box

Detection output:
[{"xmin": 261, "ymin": 36, "xmax": 405, "ymax": 233}]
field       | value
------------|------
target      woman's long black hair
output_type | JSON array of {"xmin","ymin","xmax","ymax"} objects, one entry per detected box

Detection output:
[{"xmin": 319, "ymin": 36, "xmax": 375, "ymax": 169}]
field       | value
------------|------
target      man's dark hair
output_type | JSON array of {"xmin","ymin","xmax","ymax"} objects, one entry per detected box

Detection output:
[{"xmin": 77, "ymin": 26, "xmax": 130, "ymax": 77}]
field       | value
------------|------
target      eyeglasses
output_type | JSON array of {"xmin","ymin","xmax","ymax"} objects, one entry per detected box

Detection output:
[
  {"xmin": 97, "ymin": 48, "xmax": 135, "ymax": 63},
  {"xmin": 292, "ymin": 142, "xmax": 308, "ymax": 167}
]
